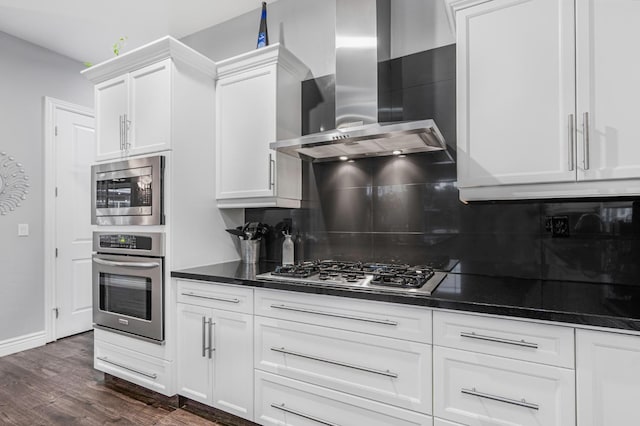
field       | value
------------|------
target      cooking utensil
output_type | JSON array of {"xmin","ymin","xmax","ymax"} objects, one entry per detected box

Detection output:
[
  {"xmin": 245, "ymin": 222, "xmax": 260, "ymax": 240},
  {"xmin": 225, "ymin": 228, "xmax": 246, "ymax": 238}
]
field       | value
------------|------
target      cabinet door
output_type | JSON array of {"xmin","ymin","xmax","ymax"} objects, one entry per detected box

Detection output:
[
  {"xmin": 211, "ymin": 308, "xmax": 254, "ymax": 421},
  {"xmin": 128, "ymin": 59, "xmax": 172, "ymax": 156},
  {"xmin": 176, "ymin": 303, "xmax": 213, "ymax": 405},
  {"xmin": 216, "ymin": 66, "xmax": 277, "ymax": 200},
  {"xmin": 456, "ymin": 0, "xmax": 576, "ymax": 188},
  {"xmin": 576, "ymin": 329, "xmax": 640, "ymax": 426},
  {"xmin": 576, "ymin": 0, "xmax": 640, "ymax": 181},
  {"xmin": 95, "ymin": 75, "xmax": 128, "ymax": 161}
]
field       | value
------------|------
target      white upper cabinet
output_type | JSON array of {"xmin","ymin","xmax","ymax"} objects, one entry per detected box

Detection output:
[
  {"xmin": 452, "ymin": 0, "xmax": 640, "ymax": 200},
  {"xmin": 576, "ymin": 0, "xmax": 640, "ymax": 182},
  {"xmin": 83, "ymin": 36, "xmax": 217, "ymax": 162},
  {"xmin": 128, "ymin": 60, "xmax": 172, "ymax": 157},
  {"xmin": 456, "ymin": 0, "xmax": 576, "ymax": 190},
  {"xmin": 95, "ymin": 75, "xmax": 128, "ymax": 160},
  {"xmin": 215, "ymin": 44, "xmax": 308, "ymax": 208}
]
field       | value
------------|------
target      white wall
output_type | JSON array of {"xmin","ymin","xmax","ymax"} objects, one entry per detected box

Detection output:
[
  {"xmin": 390, "ymin": 0, "xmax": 455, "ymax": 58},
  {"xmin": 182, "ymin": 0, "xmax": 454, "ymax": 78},
  {"xmin": 181, "ymin": 0, "xmax": 336, "ymax": 78},
  {"xmin": 0, "ymin": 31, "xmax": 93, "ymax": 342}
]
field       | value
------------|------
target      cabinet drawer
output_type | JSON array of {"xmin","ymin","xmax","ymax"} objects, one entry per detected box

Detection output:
[
  {"xmin": 433, "ymin": 310, "xmax": 574, "ymax": 368},
  {"xmin": 176, "ymin": 279, "xmax": 253, "ymax": 314},
  {"xmin": 434, "ymin": 346, "xmax": 575, "ymax": 426},
  {"xmin": 255, "ymin": 316, "xmax": 432, "ymax": 414},
  {"xmin": 255, "ymin": 288, "xmax": 431, "ymax": 343},
  {"xmin": 94, "ymin": 339, "xmax": 173, "ymax": 396},
  {"xmin": 255, "ymin": 370, "xmax": 433, "ymax": 426}
]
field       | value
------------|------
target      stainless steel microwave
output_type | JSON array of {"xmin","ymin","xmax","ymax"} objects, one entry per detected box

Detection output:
[{"xmin": 91, "ymin": 156, "xmax": 164, "ymax": 226}]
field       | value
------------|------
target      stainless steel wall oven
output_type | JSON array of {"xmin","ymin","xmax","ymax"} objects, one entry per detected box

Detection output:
[
  {"xmin": 91, "ymin": 155, "xmax": 164, "ymax": 226},
  {"xmin": 92, "ymin": 231, "xmax": 165, "ymax": 342}
]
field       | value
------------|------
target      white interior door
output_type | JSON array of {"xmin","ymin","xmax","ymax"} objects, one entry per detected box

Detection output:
[{"xmin": 54, "ymin": 107, "xmax": 95, "ymax": 339}]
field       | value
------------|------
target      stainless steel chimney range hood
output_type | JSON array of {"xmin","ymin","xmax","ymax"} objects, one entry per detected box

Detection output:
[
  {"xmin": 270, "ymin": 0, "xmax": 448, "ymax": 162},
  {"xmin": 273, "ymin": 120, "xmax": 447, "ymax": 162}
]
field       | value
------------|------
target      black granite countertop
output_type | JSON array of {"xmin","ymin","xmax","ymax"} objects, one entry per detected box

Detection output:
[{"xmin": 171, "ymin": 261, "xmax": 640, "ymax": 332}]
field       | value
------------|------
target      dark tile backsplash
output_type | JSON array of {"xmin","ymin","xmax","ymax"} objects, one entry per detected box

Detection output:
[{"xmin": 246, "ymin": 44, "xmax": 640, "ymax": 286}]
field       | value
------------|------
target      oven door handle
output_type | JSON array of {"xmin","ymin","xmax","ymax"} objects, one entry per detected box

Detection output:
[{"xmin": 93, "ymin": 258, "xmax": 161, "ymax": 269}]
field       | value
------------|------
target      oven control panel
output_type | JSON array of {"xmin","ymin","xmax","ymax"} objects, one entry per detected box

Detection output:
[
  {"xmin": 99, "ymin": 234, "xmax": 152, "ymax": 250},
  {"xmin": 93, "ymin": 231, "xmax": 165, "ymax": 257}
]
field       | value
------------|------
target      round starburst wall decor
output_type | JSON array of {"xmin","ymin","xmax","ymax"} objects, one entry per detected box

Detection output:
[{"xmin": 0, "ymin": 152, "xmax": 30, "ymax": 216}]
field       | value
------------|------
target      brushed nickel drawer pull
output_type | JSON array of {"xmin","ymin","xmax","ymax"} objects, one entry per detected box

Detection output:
[
  {"xmin": 270, "ymin": 304, "xmax": 398, "ymax": 326},
  {"xmin": 181, "ymin": 292, "xmax": 240, "ymax": 303},
  {"xmin": 96, "ymin": 356, "xmax": 158, "ymax": 379},
  {"xmin": 271, "ymin": 403, "xmax": 340, "ymax": 426},
  {"xmin": 271, "ymin": 346, "xmax": 398, "ymax": 378},
  {"xmin": 460, "ymin": 331, "xmax": 539, "ymax": 349},
  {"xmin": 461, "ymin": 387, "xmax": 539, "ymax": 410}
]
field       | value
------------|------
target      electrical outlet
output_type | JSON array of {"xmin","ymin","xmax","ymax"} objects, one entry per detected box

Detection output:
[
  {"xmin": 18, "ymin": 223, "xmax": 29, "ymax": 236},
  {"xmin": 544, "ymin": 216, "xmax": 553, "ymax": 232},
  {"xmin": 551, "ymin": 216, "xmax": 570, "ymax": 238}
]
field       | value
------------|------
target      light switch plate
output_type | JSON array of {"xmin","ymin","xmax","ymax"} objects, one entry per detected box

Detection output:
[{"xmin": 18, "ymin": 223, "xmax": 29, "ymax": 236}]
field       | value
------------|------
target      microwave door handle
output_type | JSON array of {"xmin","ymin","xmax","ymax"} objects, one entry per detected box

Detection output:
[{"xmin": 93, "ymin": 258, "xmax": 160, "ymax": 269}]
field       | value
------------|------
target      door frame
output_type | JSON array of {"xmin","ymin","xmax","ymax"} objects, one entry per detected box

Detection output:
[{"xmin": 43, "ymin": 96, "xmax": 94, "ymax": 343}]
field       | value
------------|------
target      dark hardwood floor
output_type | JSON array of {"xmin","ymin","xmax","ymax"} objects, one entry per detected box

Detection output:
[{"xmin": 0, "ymin": 331, "xmax": 224, "ymax": 425}]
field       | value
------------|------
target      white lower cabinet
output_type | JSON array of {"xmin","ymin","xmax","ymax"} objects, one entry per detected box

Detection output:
[
  {"xmin": 255, "ymin": 315, "xmax": 432, "ymax": 414},
  {"xmin": 94, "ymin": 339, "xmax": 173, "ymax": 396},
  {"xmin": 576, "ymin": 329, "xmax": 640, "ymax": 426},
  {"xmin": 176, "ymin": 284, "xmax": 254, "ymax": 421},
  {"xmin": 433, "ymin": 346, "xmax": 575, "ymax": 426},
  {"xmin": 255, "ymin": 370, "xmax": 433, "ymax": 426}
]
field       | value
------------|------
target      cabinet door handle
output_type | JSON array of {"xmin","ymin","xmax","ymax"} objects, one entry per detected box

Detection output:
[
  {"xmin": 202, "ymin": 318, "xmax": 214, "ymax": 359},
  {"xmin": 201, "ymin": 316, "xmax": 206, "ymax": 357},
  {"xmin": 208, "ymin": 319, "xmax": 215, "ymax": 359},
  {"xmin": 270, "ymin": 403, "xmax": 340, "ymax": 426},
  {"xmin": 568, "ymin": 113, "xmax": 575, "ymax": 171},
  {"xmin": 461, "ymin": 387, "xmax": 539, "ymax": 410},
  {"xmin": 582, "ymin": 112, "xmax": 590, "ymax": 170},
  {"xmin": 460, "ymin": 331, "xmax": 538, "ymax": 349},
  {"xmin": 270, "ymin": 304, "xmax": 398, "ymax": 326},
  {"xmin": 180, "ymin": 292, "xmax": 240, "ymax": 304},
  {"xmin": 124, "ymin": 113, "xmax": 131, "ymax": 151},
  {"xmin": 96, "ymin": 356, "xmax": 158, "ymax": 379},
  {"xmin": 119, "ymin": 115, "xmax": 124, "ymax": 150},
  {"xmin": 271, "ymin": 346, "xmax": 398, "ymax": 378},
  {"xmin": 268, "ymin": 153, "xmax": 275, "ymax": 189}
]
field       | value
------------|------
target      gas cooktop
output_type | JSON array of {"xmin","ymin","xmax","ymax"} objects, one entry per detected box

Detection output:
[{"xmin": 256, "ymin": 260, "xmax": 447, "ymax": 296}]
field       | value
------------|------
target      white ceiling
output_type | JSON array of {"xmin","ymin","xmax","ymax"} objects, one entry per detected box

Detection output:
[{"xmin": 0, "ymin": 0, "xmax": 276, "ymax": 65}]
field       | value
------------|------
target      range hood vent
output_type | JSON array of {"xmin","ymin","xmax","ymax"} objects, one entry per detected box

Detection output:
[
  {"xmin": 274, "ymin": 120, "xmax": 446, "ymax": 162},
  {"xmin": 270, "ymin": 0, "xmax": 448, "ymax": 162}
]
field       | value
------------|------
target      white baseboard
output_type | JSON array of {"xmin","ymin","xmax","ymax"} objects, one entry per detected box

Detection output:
[{"xmin": 0, "ymin": 331, "xmax": 46, "ymax": 358}]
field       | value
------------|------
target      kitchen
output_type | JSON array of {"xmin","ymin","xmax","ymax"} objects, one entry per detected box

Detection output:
[{"xmin": 1, "ymin": 0, "xmax": 640, "ymax": 425}]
